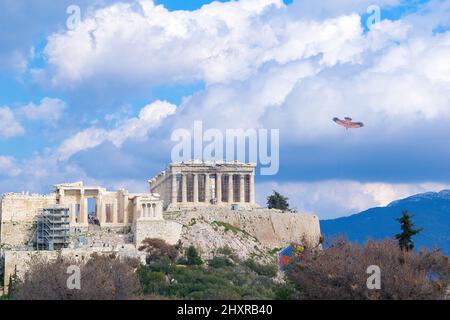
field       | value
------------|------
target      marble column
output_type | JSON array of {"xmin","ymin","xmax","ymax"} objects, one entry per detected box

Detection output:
[
  {"xmin": 205, "ymin": 174, "xmax": 211, "ymax": 203},
  {"xmin": 216, "ymin": 173, "xmax": 222, "ymax": 204},
  {"xmin": 171, "ymin": 173, "xmax": 177, "ymax": 204},
  {"xmin": 80, "ymin": 192, "xmax": 88, "ymax": 225},
  {"xmin": 181, "ymin": 174, "xmax": 187, "ymax": 204},
  {"xmin": 193, "ymin": 174, "xmax": 199, "ymax": 203},
  {"xmin": 239, "ymin": 174, "xmax": 245, "ymax": 203},
  {"xmin": 70, "ymin": 204, "xmax": 77, "ymax": 225},
  {"xmin": 123, "ymin": 194, "xmax": 129, "ymax": 224},
  {"xmin": 112, "ymin": 199, "xmax": 118, "ymax": 224},
  {"xmin": 249, "ymin": 174, "xmax": 255, "ymax": 204},
  {"xmin": 100, "ymin": 202, "xmax": 106, "ymax": 224},
  {"xmin": 228, "ymin": 174, "xmax": 234, "ymax": 203}
]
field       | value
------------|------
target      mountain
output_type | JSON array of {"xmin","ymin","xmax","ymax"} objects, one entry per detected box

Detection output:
[{"xmin": 320, "ymin": 190, "xmax": 450, "ymax": 255}]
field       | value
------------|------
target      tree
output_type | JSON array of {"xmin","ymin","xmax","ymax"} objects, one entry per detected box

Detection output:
[
  {"xmin": 395, "ymin": 211, "xmax": 423, "ymax": 252},
  {"xmin": 186, "ymin": 245, "xmax": 203, "ymax": 266},
  {"xmin": 267, "ymin": 190, "xmax": 289, "ymax": 211},
  {"xmin": 11, "ymin": 253, "xmax": 141, "ymax": 300},
  {"xmin": 138, "ymin": 238, "xmax": 179, "ymax": 264},
  {"xmin": 287, "ymin": 238, "xmax": 449, "ymax": 300}
]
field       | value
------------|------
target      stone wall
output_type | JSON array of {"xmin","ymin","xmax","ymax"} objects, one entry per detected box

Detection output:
[
  {"xmin": 0, "ymin": 194, "xmax": 57, "ymax": 247},
  {"xmin": 134, "ymin": 218, "xmax": 183, "ymax": 247}
]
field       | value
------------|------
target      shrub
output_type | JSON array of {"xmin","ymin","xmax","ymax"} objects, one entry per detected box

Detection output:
[
  {"xmin": 138, "ymin": 238, "xmax": 179, "ymax": 264},
  {"xmin": 185, "ymin": 246, "xmax": 203, "ymax": 266},
  {"xmin": 11, "ymin": 253, "xmax": 141, "ymax": 300},
  {"xmin": 287, "ymin": 238, "xmax": 450, "ymax": 300},
  {"xmin": 244, "ymin": 259, "xmax": 277, "ymax": 277},
  {"xmin": 208, "ymin": 256, "xmax": 234, "ymax": 268}
]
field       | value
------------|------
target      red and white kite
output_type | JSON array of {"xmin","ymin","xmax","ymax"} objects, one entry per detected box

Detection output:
[{"xmin": 333, "ymin": 117, "xmax": 364, "ymax": 130}]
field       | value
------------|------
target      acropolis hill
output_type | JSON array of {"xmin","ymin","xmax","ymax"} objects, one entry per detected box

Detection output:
[{"xmin": 0, "ymin": 160, "xmax": 321, "ymax": 292}]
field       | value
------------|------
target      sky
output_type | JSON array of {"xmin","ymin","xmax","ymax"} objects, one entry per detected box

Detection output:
[{"xmin": 0, "ymin": 0, "xmax": 449, "ymax": 219}]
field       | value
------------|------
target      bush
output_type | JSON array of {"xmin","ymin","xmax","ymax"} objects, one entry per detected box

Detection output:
[
  {"xmin": 138, "ymin": 238, "xmax": 179, "ymax": 264},
  {"xmin": 208, "ymin": 256, "xmax": 234, "ymax": 268},
  {"xmin": 287, "ymin": 238, "xmax": 450, "ymax": 300},
  {"xmin": 244, "ymin": 259, "xmax": 277, "ymax": 277},
  {"xmin": 11, "ymin": 253, "xmax": 141, "ymax": 300},
  {"xmin": 185, "ymin": 246, "xmax": 203, "ymax": 266}
]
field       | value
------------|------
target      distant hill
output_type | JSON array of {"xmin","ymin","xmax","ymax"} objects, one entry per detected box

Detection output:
[{"xmin": 321, "ymin": 190, "xmax": 450, "ymax": 255}]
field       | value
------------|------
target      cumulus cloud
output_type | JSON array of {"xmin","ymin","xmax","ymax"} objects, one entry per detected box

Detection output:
[
  {"xmin": 42, "ymin": 0, "xmax": 369, "ymax": 87},
  {"xmin": 0, "ymin": 106, "xmax": 25, "ymax": 138},
  {"xmin": 19, "ymin": 97, "xmax": 67, "ymax": 121},
  {"xmin": 56, "ymin": 100, "xmax": 176, "ymax": 160},
  {"xmin": 256, "ymin": 180, "xmax": 450, "ymax": 219}
]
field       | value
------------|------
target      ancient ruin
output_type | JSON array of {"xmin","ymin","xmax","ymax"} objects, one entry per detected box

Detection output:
[
  {"xmin": 149, "ymin": 160, "xmax": 257, "ymax": 210},
  {"xmin": 0, "ymin": 161, "xmax": 322, "ymax": 293}
]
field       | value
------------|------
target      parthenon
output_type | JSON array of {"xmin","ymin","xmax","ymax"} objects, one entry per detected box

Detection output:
[{"xmin": 149, "ymin": 160, "xmax": 257, "ymax": 210}]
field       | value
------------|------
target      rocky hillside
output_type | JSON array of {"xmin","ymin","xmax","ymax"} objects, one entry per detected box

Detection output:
[{"xmin": 165, "ymin": 208, "xmax": 322, "ymax": 262}]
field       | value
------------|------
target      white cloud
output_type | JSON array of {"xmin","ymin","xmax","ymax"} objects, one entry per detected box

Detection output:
[
  {"xmin": 0, "ymin": 106, "xmax": 25, "ymax": 138},
  {"xmin": 19, "ymin": 97, "xmax": 66, "ymax": 121},
  {"xmin": 0, "ymin": 156, "xmax": 21, "ymax": 177},
  {"xmin": 56, "ymin": 100, "xmax": 176, "ymax": 160},
  {"xmin": 42, "ymin": 0, "xmax": 369, "ymax": 87},
  {"xmin": 256, "ymin": 180, "xmax": 450, "ymax": 219}
]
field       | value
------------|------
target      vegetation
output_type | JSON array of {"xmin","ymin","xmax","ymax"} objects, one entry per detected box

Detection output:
[
  {"xmin": 139, "ymin": 238, "xmax": 179, "ymax": 263},
  {"xmin": 9, "ymin": 253, "xmax": 141, "ymax": 300},
  {"xmin": 286, "ymin": 238, "xmax": 449, "ymax": 300},
  {"xmin": 395, "ymin": 210, "xmax": 423, "ymax": 252},
  {"xmin": 267, "ymin": 190, "xmax": 289, "ymax": 211},
  {"xmin": 5, "ymin": 238, "xmax": 449, "ymax": 300},
  {"xmin": 137, "ymin": 256, "xmax": 284, "ymax": 300}
]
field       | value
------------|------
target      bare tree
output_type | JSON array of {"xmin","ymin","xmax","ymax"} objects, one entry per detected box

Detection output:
[
  {"xmin": 287, "ymin": 238, "xmax": 449, "ymax": 300},
  {"xmin": 138, "ymin": 238, "xmax": 179, "ymax": 264},
  {"xmin": 11, "ymin": 253, "xmax": 141, "ymax": 300}
]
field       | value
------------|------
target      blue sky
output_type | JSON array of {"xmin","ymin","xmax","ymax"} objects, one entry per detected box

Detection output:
[{"xmin": 0, "ymin": 0, "xmax": 449, "ymax": 219}]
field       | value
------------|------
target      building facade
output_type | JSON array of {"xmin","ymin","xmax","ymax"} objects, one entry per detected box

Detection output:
[
  {"xmin": 149, "ymin": 161, "xmax": 257, "ymax": 210},
  {"xmin": 54, "ymin": 182, "xmax": 163, "ymax": 227}
]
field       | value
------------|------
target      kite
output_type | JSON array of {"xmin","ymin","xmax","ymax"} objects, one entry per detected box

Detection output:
[
  {"xmin": 277, "ymin": 242, "xmax": 306, "ymax": 271},
  {"xmin": 333, "ymin": 117, "xmax": 364, "ymax": 130}
]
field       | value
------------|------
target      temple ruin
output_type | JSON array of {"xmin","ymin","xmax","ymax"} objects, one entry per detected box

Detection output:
[{"xmin": 149, "ymin": 160, "xmax": 257, "ymax": 210}]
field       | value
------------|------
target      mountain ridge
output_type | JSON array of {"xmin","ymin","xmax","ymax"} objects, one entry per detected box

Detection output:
[{"xmin": 321, "ymin": 190, "xmax": 450, "ymax": 255}]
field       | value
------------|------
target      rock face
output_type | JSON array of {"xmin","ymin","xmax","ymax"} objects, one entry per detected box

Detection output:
[
  {"xmin": 165, "ymin": 208, "xmax": 322, "ymax": 262},
  {"xmin": 134, "ymin": 219, "xmax": 183, "ymax": 247}
]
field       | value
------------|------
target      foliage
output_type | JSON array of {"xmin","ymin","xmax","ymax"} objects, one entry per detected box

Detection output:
[
  {"xmin": 185, "ymin": 245, "xmax": 203, "ymax": 266},
  {"xmin": 244, "ymin": 259, "xmax": 277, "ymax": 277},
  {"xmin": 139, "ymin": 238, "xmax": 179, "ymax": 263},
  {"xmin": 395, "ymin": 211, "xmax": 423, "ymax": 252},
  {"xmin": 138, "ymin": 255, "xmax": 284, "ymax": 300},
  {"xmin": 10, "ymin": 253, "xmax": 141, "ymax": 300},
  {"xmin": 267, "ymin": 191, "xmax": 289, "ymax": 211},
  {"xmin": 286, "ymin": 238, "xmax": 450, "ymax": 300},
  {"xmin": 208, "ymin": 256, "xmax": 234, "ymax": 268}
]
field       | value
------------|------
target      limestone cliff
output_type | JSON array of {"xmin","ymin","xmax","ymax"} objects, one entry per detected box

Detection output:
[{"xmin": 165, "ymin": 208, "xmax": 322, "ymax": 262}]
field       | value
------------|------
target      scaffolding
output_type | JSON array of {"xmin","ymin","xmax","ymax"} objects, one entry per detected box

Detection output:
[{"xmin": 36, "ymin": 206, "xmax": 70, "ymax": 251}]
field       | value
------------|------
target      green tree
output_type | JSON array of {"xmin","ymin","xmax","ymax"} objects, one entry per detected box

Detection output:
[
  {"xmin": 186, "ymin": 245, "xmax": 203, "ymax": 266},
  {"xmin": 267, "ymin": 190, "xmax": 289, "ymax": 211},
  {"xmin": 395, "ymin": 210, "xmax": 423, "ymax": 252}
]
